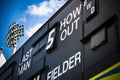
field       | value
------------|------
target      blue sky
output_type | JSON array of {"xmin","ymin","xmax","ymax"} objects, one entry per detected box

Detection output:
[{"xmin": 0, "ymin": 0, "xmax": 67, "ymax": 60}]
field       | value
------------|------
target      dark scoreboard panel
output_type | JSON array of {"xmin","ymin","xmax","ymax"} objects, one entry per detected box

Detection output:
[
  {"xmin": 0, "ymin": 0, "xmax": 120, "ymax": 80},
  {"xmin": 82, "ymin": 0, "xmax": 120, "ymax": 79},
  {"xmin": 46, "ymin": 0, "xmax": 82, "ymax": 80}
]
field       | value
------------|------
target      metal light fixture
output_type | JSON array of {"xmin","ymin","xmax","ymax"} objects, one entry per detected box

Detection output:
[{"xmin": 6, "ymin": 22, "xmax": 24, "ymax": 55}]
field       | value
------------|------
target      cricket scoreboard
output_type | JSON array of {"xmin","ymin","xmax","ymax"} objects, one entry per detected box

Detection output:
[{"xmin": 0, "ymin": 0, "xmax": 120, "ymax": 80}]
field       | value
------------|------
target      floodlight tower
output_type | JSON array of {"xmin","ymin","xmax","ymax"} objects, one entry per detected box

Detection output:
[{"xmin": 6, "ymin": 22, "xmax": 24, "ymax": 55}]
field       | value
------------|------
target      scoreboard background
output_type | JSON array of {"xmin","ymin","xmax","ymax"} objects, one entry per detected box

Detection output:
[{"xmin": 0, "ymin": 0, "xmax": 120, "ymax": 80}]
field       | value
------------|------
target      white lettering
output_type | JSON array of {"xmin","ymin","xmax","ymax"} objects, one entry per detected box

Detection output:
[
  {"xmin": 87, "ymin": 1, "xmax": 92, "ymax": 10},
  {"xmin": 63, "ymin": 60, "xmax": 69, "ymax": 74},
  {"xmin": 53, "ymin": 67, "xmax": 58, "ymax": 80},
  {"xmin": 60, "ymin": 17, "xmax": 80, "ymax": 41},
  {"xmin": 60, "ymin": 18, "xmax": 66, "ymax": 31},
  {"xmin": 69, "ymin": 55, "xmax": 75, "ymax": 70},
  {"xmin": 18, "ymin": 59, "xmax": 31, "ymax": 75},
  {"xmin": 47, "ymin": 71, "xmax": 52, "ymax": 80},
  {"xmin": 60, "ymin": 4, "xmax": 81, "ymax": 31},
  {"xmin": 68, "ymin": 25, "xmax": 73, "ymax": 36},
  {"xmin": 60, "ymin": 29, "xmax": 67, "ymax": 41},
  {"xmin": 47, "ymin": 51, "xmax": 81, "ymax": 80},
  {"xmin": 18, "ymin": 48, "xmax": 33, "ymax": 76},
  {"xmin": 75, "ymin": 52, "xmax": 81, "ymax": 66},
  {"xmin": 66, "ymin": 13, "xmax": 73, "ymax": 24},
  {"xmin": 91, "ymin": 6, "xmax": 95, "ymax": 14},
  {"xmin": 58, "ymin": 65, "xmax": 63, "ymax": 77},
  {"xmin": 33, "ymin": 75, "xmax": 40, "ymax": 80},
  {"xmin": 60, "ymin": 3, "xmax": 81, "ymax": 42},
  {"xmin": 73, "ymin": 4, "xmax": 82, "ymax": 19},
  {"xmin": 74, "ymin": 17, "xmax": 80, "ymax": 30}
]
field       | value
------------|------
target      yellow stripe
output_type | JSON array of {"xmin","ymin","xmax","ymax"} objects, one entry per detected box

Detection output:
[
  {"xmin": 101, "ymin": 73, "xmax": 120, "ymax": 80},
  {"xmin": 89, "ymin": 61, "xmax": 120, "ymax": 80}
]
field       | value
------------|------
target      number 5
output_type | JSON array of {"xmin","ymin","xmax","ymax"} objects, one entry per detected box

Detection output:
[{"xmin": 46, "ymin": 28, "xmax": 56, "ymax": 52}]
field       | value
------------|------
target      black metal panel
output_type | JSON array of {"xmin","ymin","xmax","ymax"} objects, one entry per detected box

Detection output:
[
  {"xmin": 0, "ymin": 0, "xmax": 120, "ymax": 80},
  {"xmin": 84, "ymin": 0, "xmax": 120, "ymax": 37},
  {"xmin": 0, "ymin": 65, "xmax": 13, "ymax": 80},
  {"xmin": 83, "ymin": 0, "xmax": 98, "ymax": 21},
  {"xmin": 90, "ymin": 28, "xmax": 106, "ymax": 50},
  {"xmin": 81, "ymin": 1, "xmax": 120, "ymax": 79},
  {"xmin": 45, "ymin": 0, "xmax": 82, "ymax": 80},
  {"xmin": 84, "ymin": 52, "xmax": 120, "ymax": 80},
  {"xmin": 82, "ymin": 15, "xmax": 119, "ymax": 69}
]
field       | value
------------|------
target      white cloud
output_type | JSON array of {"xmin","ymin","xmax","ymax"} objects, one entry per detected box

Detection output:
[
  {"xmin": 25, "ymin": 23, "xmax": 43, "ymax": 37},
  {"xmin": 15, "ymin": 0, "xmax": 68, "ymax": 50},
  {"xmin": 18, "ymin": 17, "xmax": 27, "ymax": 23},
  {"xmin": 25, "ymin": 0, "xmax": 67, "ymax": 37},
  {"xmin": 26, "ymin": 0, "xmax": 66, "ymax": 17}
]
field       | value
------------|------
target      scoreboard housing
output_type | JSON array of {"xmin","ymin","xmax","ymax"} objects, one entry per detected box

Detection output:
[{"xmin": 0, "ymin": 0, "xmax": 120, "ymax": 80}]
